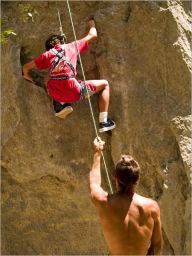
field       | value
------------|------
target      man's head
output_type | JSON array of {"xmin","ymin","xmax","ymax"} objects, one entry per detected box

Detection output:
[
  {"xmin": 45, "ymin": 34, "xmax": 67, "ymax": 51},
  {"xmin": 115, "ymin": 155, "xmax": 140, "ymax": 194}
]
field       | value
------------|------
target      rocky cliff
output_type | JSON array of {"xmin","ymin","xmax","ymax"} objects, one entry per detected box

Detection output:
[{"xmin": 1, "ymin": 1, "xmax": 191, "ymax": 255}]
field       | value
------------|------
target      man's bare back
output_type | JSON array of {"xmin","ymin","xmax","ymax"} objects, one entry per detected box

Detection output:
[
  {"xmin": 96, "ymin": 193, "xmax": 161, "ymax": 255},
  {"xmin": 89, "ymin": 138, "xmax": 162, "ymax": 255}
]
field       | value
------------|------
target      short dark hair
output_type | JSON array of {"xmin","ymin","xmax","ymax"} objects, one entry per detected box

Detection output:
[
  {"xmin": 115, "ymin": 155, "xmax": 140, "ymax": 192},
  {"xmin": 45, "ymin": 34, "xmax": 66, "ymax": 51}
]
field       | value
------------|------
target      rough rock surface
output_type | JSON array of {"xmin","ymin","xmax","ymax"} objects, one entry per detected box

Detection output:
[{"xmin": 1, "ymin": 1, "xmax": 191, "ymax": 255}]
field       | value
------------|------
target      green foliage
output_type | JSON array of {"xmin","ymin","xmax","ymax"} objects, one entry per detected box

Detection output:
[
  {"xmin": 0, "ymin": 19, "xmax": 16, "ymax": 44},
  {"xmin": 0, "ymin": 28, "xmax": 14, "ymax": 43},
  {"xmin": 19, "ymin": 3, "xmax": 37, "ymax": 23}
]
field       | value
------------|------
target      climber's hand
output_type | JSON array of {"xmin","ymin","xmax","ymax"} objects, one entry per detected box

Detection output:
[
  {"xmin": 22, "ymin": 61, "xmax": 36, "ymax": 84},
  {"xmin": 87, "ymin": 19, "xmax": 96, "ymax": 29},
  {"xmin": 23, "ymin": 74, "xmax": 34, "ymax": 83}
]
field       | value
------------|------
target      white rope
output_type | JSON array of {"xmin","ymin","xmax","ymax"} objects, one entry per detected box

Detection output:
[
  {"xmin": 65, "ymin": 0, "xmax": 113, "ymax": 193},
  {"xmin": 56, "ymin": 2, "xmax": 65, "ymax": 37}
]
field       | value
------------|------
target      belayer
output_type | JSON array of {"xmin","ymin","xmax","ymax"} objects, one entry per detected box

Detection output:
[
  {"xmin": 89, "ymin": 137, "xmax": 162, "ymax": 255},
  {"xmin": 23, "ymin": 19, "xmax": 116, "ymax": 133}
]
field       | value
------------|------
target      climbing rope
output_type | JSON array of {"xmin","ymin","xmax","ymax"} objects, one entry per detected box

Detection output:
[
  {"xmin": 56, "ymin": 2, "xmax": 64, "ymax": 37},
  {"xmin": 56, "ymin": 1, "xmax": 113, "ymax": 193}
]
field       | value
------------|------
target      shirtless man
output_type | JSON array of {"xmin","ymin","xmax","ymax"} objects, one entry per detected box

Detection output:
[{"xmin": 89, "ymin": 137, "xmax": 162, "ymax": 255}]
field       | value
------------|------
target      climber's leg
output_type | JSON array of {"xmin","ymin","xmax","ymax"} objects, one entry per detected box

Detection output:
[{"xmin": 80, "ymin": 80, "xmax": 116, "ymax": 132}]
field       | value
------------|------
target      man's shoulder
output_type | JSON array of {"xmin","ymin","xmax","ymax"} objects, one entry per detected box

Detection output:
[
  {"xmin": 134, "ymin": 194, "xmax": 159, "ymax": 212},
  {"xmin": 64, "ymin": 41, "xmax": 77, "ymax": 52},
  {"xmin": 65, "ymin": 39, "xmax": 82, "ymax": 46},
  {"xmin": 66, "ymin": 38, "xmax": 87, "ymax": 47}
]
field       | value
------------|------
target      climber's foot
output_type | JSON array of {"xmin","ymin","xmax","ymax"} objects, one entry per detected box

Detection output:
[
  {"xmin": 53, "ymin": 101, "xmax": 73, "ymax": 119},
  {"xmin": 99, "ymin": 119, "xmax": 116, "ymax": 133}
]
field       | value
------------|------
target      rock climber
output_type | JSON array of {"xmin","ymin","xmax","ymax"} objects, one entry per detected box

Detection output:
[
  {"xmin": 22, "ymin": 19, "xmax": 115, "ymax": 133},
  {"xmin": 89, "ymin": 137, "xmax": 162, "ymax": 255}
]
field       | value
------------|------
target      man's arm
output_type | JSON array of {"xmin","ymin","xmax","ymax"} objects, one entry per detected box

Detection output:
[
  {"xmin": 147, "ymin": 202, "xmax": 162, "ymax": 255},
  {"xmin": 23, "ymin": 61, "xmax": 36, "ymax": 82},
  {"xmin": 83, "ymin": 19, "xmax": 97, "ymax": 43},
  {"xmin": 89, "ymin": 137, "xmax": 108, "ymax": 207}
]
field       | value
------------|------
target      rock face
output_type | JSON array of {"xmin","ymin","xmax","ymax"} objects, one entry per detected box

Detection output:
[{"xmin": 1, "ymin": 1, "xmax": 191, "ymax": 255}]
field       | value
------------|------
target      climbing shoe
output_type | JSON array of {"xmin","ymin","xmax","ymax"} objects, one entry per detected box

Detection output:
[
  {"xmin": 99, "ymin": 119, "xmax": 116, "ymax": 133},
  {"xmin": 53, "ymin": 101, "xmax": 73, "ymax": 119}
]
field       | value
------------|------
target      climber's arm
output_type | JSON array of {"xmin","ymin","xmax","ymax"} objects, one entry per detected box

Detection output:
[
  {"xmin": 23, "ymin": 61, "xmax": 36, "ymax": 83},
  {"xmin": 84, "ymin": 19, "xmax": 97, "ymax": 43}
]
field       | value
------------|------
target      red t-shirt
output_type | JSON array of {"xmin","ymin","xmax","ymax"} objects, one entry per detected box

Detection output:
[{"xmin": 34, "ymin": 38, "xmax": 88, "ymax": 103}]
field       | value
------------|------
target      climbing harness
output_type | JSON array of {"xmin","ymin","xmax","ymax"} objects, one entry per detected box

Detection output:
[
  {"xmin": 51, "ymin": 75, "xmax": 74, "ymax": 80},
  {"xmin": 49, "ymin": 44, "xmax": 76, "ymax": 81},
  {"xmin": 56, "ymin": 1, "xmax": 113, "ymax": 193}
]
